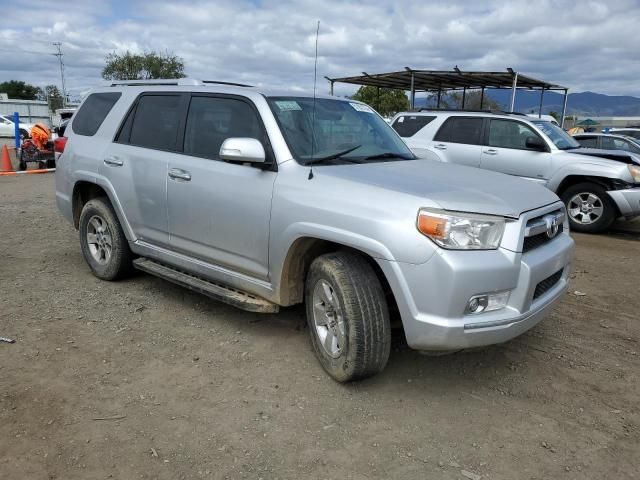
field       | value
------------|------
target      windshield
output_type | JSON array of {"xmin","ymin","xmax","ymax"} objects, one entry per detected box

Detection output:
[
  {"xmin": 531, "ymin": 120, "xmax": 580, "ymax": 150},
  {"xmin": 267, "ymin": 97, "xmax": 414, "ymax": 164}
]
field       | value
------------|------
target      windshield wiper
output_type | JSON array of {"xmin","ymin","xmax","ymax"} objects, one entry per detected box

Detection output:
[
  {"xmin": 362, "ymin": 152, "xmax": 415, "ymax": 161},
  {"xmin": 304, "ymin": 145, "xmax": 362, "ymax": 166}
]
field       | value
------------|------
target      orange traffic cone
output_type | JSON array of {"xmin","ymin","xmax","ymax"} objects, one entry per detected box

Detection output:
[{"xmin": 0, "ymin": 145, "xmax": 14, "ymax": 172}]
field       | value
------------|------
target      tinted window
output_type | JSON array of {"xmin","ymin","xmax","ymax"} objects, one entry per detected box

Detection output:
[
  {"xmin": 489, "ymin": 119, "xmax": 541, "ymax": 150},
  {"xmin": 434, "ymin": 117, "xmax": 483, "ymax": 145},
  {"xmin": 602, "ymin": 136, "xmax": 640, "ymax": 154},
  {"xmin": 128, "ymin": 95, "xmax": 182, "ymax": 151},
  {"xmin": 392, "ymin": 115, "xmax": 436, "ymax": 137},
  {"xmin": 576, "ymin": 136, "xmax": 598, "ymax": 148},
  {"xmin": 72, "ymin": 92, "xmax": 121, "ymax": 136},
  {"xmin": 183, "ymin": 96, "xmax": 263, "ymax": 160}
]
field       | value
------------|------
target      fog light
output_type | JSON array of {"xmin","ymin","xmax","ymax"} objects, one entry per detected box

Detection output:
[{"xmin": 465, "ymin": 291, "xmax": 510, "ymax": 315}]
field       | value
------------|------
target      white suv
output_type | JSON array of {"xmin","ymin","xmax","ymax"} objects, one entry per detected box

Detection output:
[{"xmin": 391, "ymin": 110, "xmax": 640, "ymax": 233}]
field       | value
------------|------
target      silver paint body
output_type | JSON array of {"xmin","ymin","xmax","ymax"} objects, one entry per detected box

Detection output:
[
  {"xmin": 394, "ymin": 111, "xmax": 640, "ymax": 220},
  {"xmin": 57, "ymin": 84, "xmax": 574, "ymax": 351}
]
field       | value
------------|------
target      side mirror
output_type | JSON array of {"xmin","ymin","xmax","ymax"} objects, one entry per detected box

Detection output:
[
  {"xmin": 525, "ymin": 136, "xmax": 547, "ymax": 152},
  {"xmin": 219, "ymin": 138, "xmax": 266, "ymax": 163}
]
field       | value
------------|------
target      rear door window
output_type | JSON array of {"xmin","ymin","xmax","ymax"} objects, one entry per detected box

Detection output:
[
  {"xmin": 392, "ymin": 115, "xmax": 436, "ymax": 137},
  {"xmin": 576, "ymin": 136, "xmax": 598, "ymax": 148},
  {"xmin": 72, "ymin": 92, "xmax": 121, "ymax": 136},
  {"xmin": 434, "ymin": 117, "xmax": 483, "ymax": 145},
  {"xmin": 126, "ymin": 94, "xmax": 183, "ymax": 151}
]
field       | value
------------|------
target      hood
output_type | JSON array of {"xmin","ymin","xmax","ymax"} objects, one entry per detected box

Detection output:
[
  {"xmin": 317, "ymin": 159, "xmax": 559, "ymax": 218},
  {"xmin": 571, "ymin": 148, "xmax": 640, "ymax": 165}
]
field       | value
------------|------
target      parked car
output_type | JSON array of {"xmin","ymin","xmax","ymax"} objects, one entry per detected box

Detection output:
[
  {"xmin": 609, "ymin": 128, "xmax": 640, "ymax": 140},
  {"xmin": 0, "ymin": 114, "xmax": 34, "ymax": 139},
  {"xmin": 57, "ymin": 80, "xmax": 574, "ymax": 381},
  {"xmin": 53, "ymin": 119, "xmax": 69, "ymax": 162},
  {"xmin": 573, "ymin": 133, "xmax": 640, "ymax": 154},
  {"xmin": 526, "ymin": 114, "xmax": 559, "ymax": 126},
  {"xmin": 391, "ymin": 110, "xmax": 640, "ymax": 233}
]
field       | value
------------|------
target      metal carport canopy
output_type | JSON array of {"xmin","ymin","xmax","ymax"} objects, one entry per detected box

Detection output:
[{"xmin": 326, "ymin": 68, "xmax": 570, "ymax": 126}]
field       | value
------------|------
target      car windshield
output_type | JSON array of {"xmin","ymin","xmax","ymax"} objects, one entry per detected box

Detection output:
[
  {"xmin": 531, "ymin": 120, "xmax": 581, "ymax": 150},
  {"xmin": 267, "ymin": 97, "xmax": 415, "ymax": 165}
]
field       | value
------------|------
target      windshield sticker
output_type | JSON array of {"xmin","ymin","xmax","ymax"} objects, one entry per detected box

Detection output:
[
  {"xmin": 275, "ymin": 101, "xmax": 302, "ymax": 111},
  {"xmin": 397, "ymin": 117, "xmax": 405, "ymax": 123},
  {"xmin": 349, "ymin": 102, "xmax": 375, "ymax": 113}
]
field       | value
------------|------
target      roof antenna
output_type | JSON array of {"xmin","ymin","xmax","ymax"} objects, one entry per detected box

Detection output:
[{"xmin": 308, "ymin": 20, "xmax": 320, "ymax": 180}]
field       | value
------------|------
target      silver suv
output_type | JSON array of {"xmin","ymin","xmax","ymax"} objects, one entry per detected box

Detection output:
[
  {"xmin": 392, "ymin": 110, "xmax": 640, "ymax": 233},
  {"xmin": 57, "ymin": 79, "xmax": 574, "ymax": 381}
]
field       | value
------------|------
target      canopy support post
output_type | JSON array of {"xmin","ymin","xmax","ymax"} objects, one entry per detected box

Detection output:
[
  {"xmin": 560, "ymin": 89, "xmax": 569, "ymax": 128},
  {"xmin": 410, "ymin": 72, "xmax": 415, "ymax": 109},
  {"xmin": 538, "ymin": 88, "xmax": 545, "ymax": 118},
  {"xmin": 509, "ymin": 72, "xmax": 518, "ymax": 112},
  {"xmin": 480, "ymin": 87, "xmax": 485, "ymax": 109}
]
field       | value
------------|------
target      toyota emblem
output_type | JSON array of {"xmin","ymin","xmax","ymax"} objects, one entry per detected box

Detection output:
[{"xmin": 544, "ymin": 215, "xmax": 560, "ymax": 239}]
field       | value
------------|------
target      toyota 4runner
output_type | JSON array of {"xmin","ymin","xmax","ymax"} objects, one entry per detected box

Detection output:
[
  {"xmin": 392, "ymin": 110, "xmax": 640, "ymax": 233},
  {"xmin": 57, "ymin": 79, "xmax": 574, "ymax": 381}
]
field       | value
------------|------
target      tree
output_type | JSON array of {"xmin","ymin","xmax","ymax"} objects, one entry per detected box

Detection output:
[
  {"xmin": 44, "ymin": 85, "xmax": 64, "ymax": 112},
  {"xmin": 0, "ymin": 80, "xmax": 41, "ymax": 100},
  {"xmin": 548, "ymin": 111, "xmax": 560, "ymax": 122},
  {"xmin": 351, "ymin": 86, "xmax": 409, "ymax": 116},
  {"xmin": 425, "ymin": 90, "xmax": 503, "ymax": 110},
  {"xmin": 102, "ymin": 51, "xmax": 185, "ymax": 80}
]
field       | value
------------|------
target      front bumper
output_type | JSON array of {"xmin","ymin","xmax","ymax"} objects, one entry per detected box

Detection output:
[
  {"xmin": 607, "ymin": 187, "xmax": 640, "ymax": 218},
  {"xmin": 378, "ymin": 230, "xmax": 574, "ymax": 351}
]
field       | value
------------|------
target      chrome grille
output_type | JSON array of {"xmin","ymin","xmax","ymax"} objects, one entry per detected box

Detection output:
[{"xmin": 522, "ymin": 209, "xmax": 565, "ymax": 253}]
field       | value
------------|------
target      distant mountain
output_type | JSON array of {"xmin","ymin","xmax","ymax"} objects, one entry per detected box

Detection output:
[{"xmin": 415, "ymin": 90, "xmax": 640, "ymax": 116}]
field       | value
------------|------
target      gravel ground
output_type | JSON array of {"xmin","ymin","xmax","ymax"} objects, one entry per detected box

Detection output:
[{"xmin": 1, "ymin": 174, "xmax": 638, "ymax": 480}]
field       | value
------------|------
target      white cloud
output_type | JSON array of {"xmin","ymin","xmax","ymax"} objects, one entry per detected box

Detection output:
[{"xmin": 0, "ymin": 0, "xmax": 639, "ymax": 99}]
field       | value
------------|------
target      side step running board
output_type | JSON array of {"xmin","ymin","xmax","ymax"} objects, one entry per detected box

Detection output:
[{"xmin": 133, "ymin": 258, "xmax": 279, "ymax": 313}]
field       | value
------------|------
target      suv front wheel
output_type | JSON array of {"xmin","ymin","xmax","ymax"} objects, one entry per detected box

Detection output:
[
  {"xmin": 305, "ymin": 251, "xmax": 391, "ymax": 382},
  {"xmin": 561, "ymin": 182, "xmax": 617, "ymax": 233},
  {"xmin": 79, "ymin": 198, "xmax": 133, "ymax": 280}
]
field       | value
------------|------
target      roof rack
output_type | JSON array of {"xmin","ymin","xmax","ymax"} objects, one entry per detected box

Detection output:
[
  {"xmin": 416, "ymin": 108, "xmax": 528, "ymax": 116},
  {"xmin": 106, "ymin": 78, "xmax": 253, "ymax": 88},
  {"xmin": 201, "ymin": 80, "xmax": 253, "ymax": 87}
]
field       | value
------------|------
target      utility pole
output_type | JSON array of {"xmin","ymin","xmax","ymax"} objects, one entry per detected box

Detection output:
[{"xmin": 52, "ymin": 42, "xmax": 67, "ymax": 108}]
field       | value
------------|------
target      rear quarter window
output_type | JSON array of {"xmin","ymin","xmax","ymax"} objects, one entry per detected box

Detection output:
[
  {"xmin": 71, "ymin": 92, "xmax": 121, "ymax": 136},
  {"xmin": 392, "ymin": 115, "xmax": 436, "ymax": 137}
]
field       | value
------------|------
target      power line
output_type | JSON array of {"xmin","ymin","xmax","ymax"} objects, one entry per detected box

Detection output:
[{"xmin": 52, "ymin": 42, "xmax": 67, "ymax": 108}]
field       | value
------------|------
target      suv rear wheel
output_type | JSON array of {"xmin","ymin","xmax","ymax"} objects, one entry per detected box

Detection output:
[
  {"xmin": 79, "ymin": 197, "xmax": 133, "ymax": 280},
  {"xmin": 305, "ymin": 251, "xmax": 391, "ymax": 382},
  {"xmin": 561, "ymin": 182, "xmax": 617, "ymax": 233}
]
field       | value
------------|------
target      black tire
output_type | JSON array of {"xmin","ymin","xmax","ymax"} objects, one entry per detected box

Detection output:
[
  {"xmin": 17, "ymin": 160, "xmax": 27, "ymax": 171},
  {"xmin": 305, "ymin": 251, "xmax": 391, "ymax": 382},
  {"xmin": 79, "ymin": 197, "xmax": 133, "ymax": 280},
  {"xmin": 560, "ymin": 182, "xmax": 617, "ymax": 233},
  {"xmin": 46, "ymin": 158, "xmax": 56, "ymax": 169}
]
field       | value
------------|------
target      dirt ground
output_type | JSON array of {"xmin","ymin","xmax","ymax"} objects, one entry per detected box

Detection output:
[{"xmin": 1, "ymin": 174, "xmax": 638, "ymax": 480}]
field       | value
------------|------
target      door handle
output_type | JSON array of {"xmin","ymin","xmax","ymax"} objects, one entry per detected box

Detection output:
[
  {"xmin": 168, "ymin": 168, "xmax": 191, "ymax": 181},
  {"xmin": 434, "ymin": 144, "xmax": 447, "ymax": 150},
  {"xmin": 483, "ymin": 148, "xmax": 498, "ymax": 155},
  {"xmin": 104, "ymin": 156, "xmax": 124, "ymax": 166}
]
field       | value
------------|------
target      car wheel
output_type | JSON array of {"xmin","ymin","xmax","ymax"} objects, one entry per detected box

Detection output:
[
  {"xmin": 561, "ymin": 182, "xmax": 617, "ymax": 233},
  {"xmin": 79, "ymin": 197, "xmax": 133, "ymax": 280},
  {"xmin": 305, "ymin": 251, "xmax": 391, "ymax": 382}
]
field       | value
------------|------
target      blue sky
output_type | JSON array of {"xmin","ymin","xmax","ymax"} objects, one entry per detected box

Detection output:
[{"xmin": 1, "ymin": 0, "xmax": 639, "ymax": 99}]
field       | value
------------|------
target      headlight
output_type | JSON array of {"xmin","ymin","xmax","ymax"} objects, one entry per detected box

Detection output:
[
  {"xmin": 417, "ymin": 208, "xmax": 505, "ymax": 250},
  {"xmin": 628, "ymin": 165, "xmax": 640, "ymax": 183}
]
